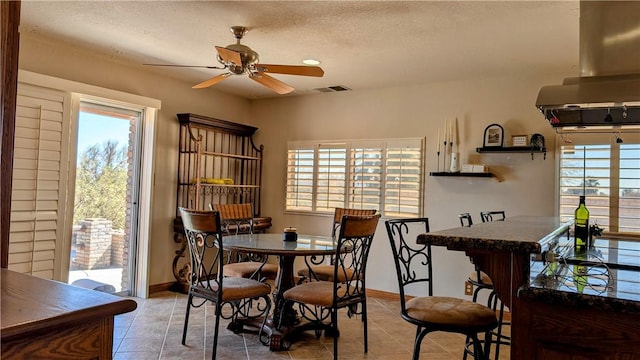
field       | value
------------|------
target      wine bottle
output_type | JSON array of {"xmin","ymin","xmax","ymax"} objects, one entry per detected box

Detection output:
[{"xmin": 574, "ymin": 195, "xmax": 590, "ymax": 252}]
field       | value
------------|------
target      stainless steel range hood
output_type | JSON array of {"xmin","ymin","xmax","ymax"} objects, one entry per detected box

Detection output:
[{"xmin": 536, "ymin": 1, "xmax": 640, "ymax": 127}]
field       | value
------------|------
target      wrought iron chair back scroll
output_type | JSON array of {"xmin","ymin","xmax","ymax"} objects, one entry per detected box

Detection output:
[
  {"xmin": 280, "ymin": 214, "xmax": 381, "ymax": 359},
  {"xmin": 179, "ymin": 208, "xmax": 272, "ymax": 360},
  {"xmin": 386, "ymin": 218, "xmax": 498, "ymax": 360}
]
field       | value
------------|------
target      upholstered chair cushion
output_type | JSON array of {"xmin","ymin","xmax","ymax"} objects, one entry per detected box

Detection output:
[
  {"xmin": 297, "ymin": 265, "xmax": 355, "ymax": 282},
  {"xmin": 283, "ymin": 281, "xmax": 354, "ymax": 307},
  {"xmin": 405, "ymin": 296, "xmax": 497, "ymax": 328},
  {"xmin": 224, "ymin": 262, "xmax": 278, "ymax": 279},
  {"xmin": 217, "ymin": 277, "xmax": 272, "ymax": 302}
]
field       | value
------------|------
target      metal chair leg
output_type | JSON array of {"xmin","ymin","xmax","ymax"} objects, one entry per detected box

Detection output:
[{"xmin": 182, "ymin": 293, "xmax": 193, "ymax": 345}]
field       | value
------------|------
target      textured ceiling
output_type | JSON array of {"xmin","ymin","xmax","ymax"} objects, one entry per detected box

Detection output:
[{"xmin": 19, "ymin": 1, "xmax": 581, "ymax": 99}]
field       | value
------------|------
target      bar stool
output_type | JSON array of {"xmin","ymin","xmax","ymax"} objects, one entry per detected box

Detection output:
[
  {"xmin": 480, "ymin": 210, "xmax": 506, "ymax": 222},
  {"xmin": 460, "ymin": 212, "xmax": 511, "ymax": 360}
]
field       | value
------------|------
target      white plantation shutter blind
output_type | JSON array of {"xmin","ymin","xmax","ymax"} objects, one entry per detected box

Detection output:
[
  {"xmin": 619, "ymin": 143, "xmax": 640, "ymax": 233},
  {"xmin": 286, "ymin": 138, "xmax": 424, "ymax": 216},
  {"xmin": 316, "ymin": 144, "xmax": 346, "ymax": 211},
  {"xmin": 286, "ymin": 147, "xmax": 314, "ymax": 210},
  {"xmin": 350, "ymin": 147, "xmax": 382, "ymax": 210},
  {"xmin": 559, "ymin": 145, "xmax": 611, "ymax": 228},
  {"xmin": 9, "ymin": 84, "xmax": 70, "ymax": 279},
  {"xmin": 559, "ymin": 133, "xmax": 640, "ymax": 235},
  {"xmin": 384, "ymin": 141, "xmax": 423, "ymax": 217}
]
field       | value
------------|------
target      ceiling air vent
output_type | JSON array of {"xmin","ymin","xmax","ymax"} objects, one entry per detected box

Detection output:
[{"xmin": 314, "ymin": 85, "xmax": 351, "ymax": 93}]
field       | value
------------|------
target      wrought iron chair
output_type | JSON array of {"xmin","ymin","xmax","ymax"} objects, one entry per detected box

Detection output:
[
  {"xmin": 459, "ymin": 212, "xmax": 473, "ymax": 227},
  {"xmin": 212, "ymin": 203, "xmax": 278, "ymax": 281},
  {"xmin": 463, "ymin": 211, "xmax": 511, "ymax": 360},
  {"xmin": 281, "ymin": 214, "xmax": 380, "ymax": 359},
  {"xmin": 179, "ymin": 208, "xmax": 272, "ymax": 360},
  {"xmin": 480, "ymin": 210, "xmax": 506, "ymax": 223},
  {"xmin": 297, "ymin": 207, "xmax": 377, "ymax": 284},
  {"xmin": 386, "ymin": 218, "xmax": 498, "ymax": 360}
]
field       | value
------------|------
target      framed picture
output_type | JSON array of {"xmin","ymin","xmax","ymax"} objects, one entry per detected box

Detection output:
[
  {"xmin": 483, "ymin": 123, "xmax": 504, "ymax": 148},
  {"xmin": 512, "ymin": 135, "xmax": 528, "ymax": 147}
]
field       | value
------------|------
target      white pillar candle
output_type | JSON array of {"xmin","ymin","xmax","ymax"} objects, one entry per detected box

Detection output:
[
  {"xmin": 444, "ymin": 120, "xmax": 449, "ymax": 144},
  {"xmin": 449, "ymin": 119, "xmax": 453, "ymax": 144}
]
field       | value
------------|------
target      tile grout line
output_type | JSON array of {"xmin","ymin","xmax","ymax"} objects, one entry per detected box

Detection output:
[
  {"xmin": 157, "ymin": 292, "xmax": 179, "ymax": 359},
  {"xmin": 114, "ymin": 298, "xmax": 143, "ymax": 356}
]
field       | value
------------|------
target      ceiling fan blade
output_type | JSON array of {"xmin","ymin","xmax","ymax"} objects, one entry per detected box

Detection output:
[
  {"xmin": 144, "ymin": 63, "xmax": 223, "ymax": 69},
  {"xmin": 256, "ymin": 64, "xmax": 324, "ymax": 77},
  {"xmin": 249, "ymin": 73, "xmax": 294, "ymax": 94},
  {"xmin": 215, "ymin": 46, "xmax": 242, "ymax": 65},
  {"xmin": 192, "ymin": 73, "xmax": 232, "ymax": 89}
]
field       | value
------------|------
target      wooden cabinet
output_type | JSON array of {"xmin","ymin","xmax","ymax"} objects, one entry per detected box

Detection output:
[
  {"xmin": 514, "ymin": 297, "xmax": 640, "ymax": 359},
  {"xmin": 172, "ymin": 113, "xmax": 271, "ymax": 290}
]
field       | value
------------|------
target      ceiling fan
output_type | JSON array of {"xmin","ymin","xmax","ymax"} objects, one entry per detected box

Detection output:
[{"xmin": 146, "ymin": 26, "xmax": 324, "ymax": 94}]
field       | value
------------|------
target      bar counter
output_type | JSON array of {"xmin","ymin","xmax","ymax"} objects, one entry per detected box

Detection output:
[{"xmin": 418, "ymin": 216, "xmax": 640, "ymax": 360}]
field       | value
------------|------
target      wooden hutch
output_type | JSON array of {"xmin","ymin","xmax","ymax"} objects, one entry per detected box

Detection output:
[{"xmin": 172, "ymin": 113, "xmax": 271, "ymax": 290}]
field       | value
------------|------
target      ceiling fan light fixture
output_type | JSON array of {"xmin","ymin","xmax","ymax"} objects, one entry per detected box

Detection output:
[
  {"xmin": 302, "ymin": 59, "xmax": 320, "ymax": 65},
  {"xmin": 160, "ymin": 25, "xmax": 324, "ymax": 94}
]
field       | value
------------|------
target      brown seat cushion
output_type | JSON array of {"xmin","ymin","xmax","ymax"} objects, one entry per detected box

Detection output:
[
  {"xmin": 283, "ymin": 281, "xmax": 350, "ymax": 307},
  {"xmin": 297, "ymin": 265, "xmax": 355, "ymax": 282},
  {"xmin": 224, "ymin": 262, "xmax": 278, "ymax": 279},
  {"xmin": 201, "ymin": 277, "xmax": 271, "ymax": 302},
  {"xmin": 406, "ymin": 296, "xmax": 498, "ymax": 329},
  {"xmin": 468, "ymin": 271, "xmax": 493, "ymax": 286}
]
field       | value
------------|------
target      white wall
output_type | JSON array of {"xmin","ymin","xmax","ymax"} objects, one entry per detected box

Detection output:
[
  {"xmin": 18, "ymin": 33, "xmax": 253, "ymax": 286},
  {"xmin": 250, "ymin": 76, "xmax": 561, "ymax": 298}
]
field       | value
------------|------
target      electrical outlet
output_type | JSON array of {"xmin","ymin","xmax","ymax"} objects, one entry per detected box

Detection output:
[{"xmin": 464, "ymin": 281, "xmax": 473, "ymax": 296}]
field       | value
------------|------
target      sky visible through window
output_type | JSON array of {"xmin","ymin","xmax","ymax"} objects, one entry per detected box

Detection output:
[{"xmin": 76, "ymin": 112, "xmax": 130, "ymax": 157}]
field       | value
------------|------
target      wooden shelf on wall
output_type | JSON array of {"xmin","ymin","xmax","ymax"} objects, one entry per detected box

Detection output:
[
  {"xmin": 476, "ymin": 146, "xmax": 547, "ymax": 160},
  {"xmin": 476, "ymin": 146, "xmax": 546, "ymax": 153},
  {"xmin": 429, "ymin": 172, "xmax": 495, "ymax": 178}
]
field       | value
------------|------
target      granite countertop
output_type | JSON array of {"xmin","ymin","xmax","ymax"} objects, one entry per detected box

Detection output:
[
  {"xmin": 418, "ymin": 216, "xmax": 571, "ymax": 253},
  {"xmin": 519, "ymin": 237, "xmax": 640, "ymax": 314}
]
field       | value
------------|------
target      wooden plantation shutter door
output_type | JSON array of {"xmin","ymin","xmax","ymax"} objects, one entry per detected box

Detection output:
[{"xmin": 9, "ymin": 83, "xmax": 71, "ymax": 279}]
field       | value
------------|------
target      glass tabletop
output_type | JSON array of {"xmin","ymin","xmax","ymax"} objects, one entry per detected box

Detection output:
[{"xmin": 223, "ymin": 233, "xmax": 336, "ymax": 256}]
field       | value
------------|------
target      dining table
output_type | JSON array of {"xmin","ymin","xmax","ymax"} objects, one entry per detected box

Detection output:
[{"xmin": 223, "ymin": 232, "xmax": 336, "ymax": 350}]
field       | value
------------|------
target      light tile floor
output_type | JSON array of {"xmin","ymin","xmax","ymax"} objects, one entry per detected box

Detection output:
[{"xmin": 113, "ymin": 291, "xmax": 510, "ymax": 360}]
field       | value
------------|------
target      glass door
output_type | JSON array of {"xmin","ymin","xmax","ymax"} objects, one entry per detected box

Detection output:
[{"xmin": 67, "ymin": 101, "xmax": 142, "ymax": 296}]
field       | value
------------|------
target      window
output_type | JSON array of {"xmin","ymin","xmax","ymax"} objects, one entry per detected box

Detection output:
[
  {"xmin": 558, "ymin": 131, "xmax": 640, "ymax": 234},
  {"xmin": 286, "ymin": 138, "xmax": 425, "ymax": 217}
]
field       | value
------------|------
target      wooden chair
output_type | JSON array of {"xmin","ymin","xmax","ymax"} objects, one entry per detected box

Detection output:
[
  {"xmin": 178, "ymin": 208, "xmax": 272, "ymax": 360},
  {"xmin": 212, "ymin": 203, "xmax": 278, "ymax": 281},
  {"xmin": 297, "ymin": 207, "xmax": 377, "ymax": 283},
  {"xmin": 463, "ymin": 211, "xmax": 510, "ymax": 360},
  {"xmin": 386, "ymin": 218, "xmax": 498, "ymax": 360},
  {"xmin": 212, "ymin": 203, "xmax": 254, "ymax": 235},
  {"xmin": 281, "ymin": 214, "xmax": 381, "ymax": 359}
]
